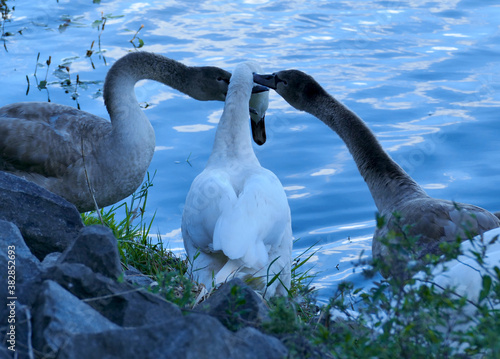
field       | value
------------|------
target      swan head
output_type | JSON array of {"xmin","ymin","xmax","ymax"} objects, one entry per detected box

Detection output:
[
  {"xmin": 238, "ymin": 62, "xmax": 270, "ymax": 146},
  {"xmin": 187, "ymin": 66, "xmax": 232, "ymax": 102},
  {"xmin": 253, "ymin": 70, "xmax": 326, "ymax": 112},
  {"xmin": 249, "ymin": 88, "xmax": 269, "ymax": 146},
  {"xmin": 227, "ymin": 62, "xmax": 269, "ymax": 145}
]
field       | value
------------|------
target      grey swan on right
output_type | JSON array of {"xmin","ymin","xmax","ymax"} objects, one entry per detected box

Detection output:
[
  {"xmin": 253, "ymin": 70, "xmax": 500, "ymax": 277},
  {"xmin": 0, "ymin": 52, "xmax": 267, "ymax": 212}
]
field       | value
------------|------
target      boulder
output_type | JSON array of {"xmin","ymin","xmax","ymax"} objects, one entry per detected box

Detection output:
[
  {"xmin": 40, "ymin": 252, "xmax": 62, "ymax": 270},
  {"xmin": 4, "ymin": 302, "xmax": 35, "ymax": 359},
  {"xmin": 124, "ymin": 264, "xmax": 156, "ymax": 288},
  {"xmin": 197, "ymin": 278, "xmax": 271, "ymax": 331},
  {"xmin": 0, "ymin": 220, "xmax": 41, "ymax": 300},
  {"xmin": 0, "ymin": 171, "xmax": 83, "ymax": 260},
  {"xmin": 58, "ymin": 225, "xmax": 122, "ymax": 280},
  {"xmin": 32, "ymin": 280, "xmax": 121, "ymax": 355},
  {"xmin": 42, "ymin": 262, "xmax": 182, "ymax": 327},
  {"xmin": 56, "ymin": 312, "xmax": 288, "ymax": 359},
  {"xmin": 0, "ymin": 220, "xmax": 43, "ymax": 358},
  {"xmin": 0, "ymin": 345, "xmax": 12, "ymax": 359}
]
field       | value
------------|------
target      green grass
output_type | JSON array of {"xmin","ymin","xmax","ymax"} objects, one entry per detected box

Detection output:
[
  {"xmin": 82, "ymin": 176, "xmax": 500, "ymax": 358},
  {"xmin": 82, "ymin": 172, "xmax": 188, "ymax": 279}
]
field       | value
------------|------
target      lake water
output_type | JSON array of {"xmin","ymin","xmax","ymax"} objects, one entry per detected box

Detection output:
[{"xmin": 2, "ymin": 0, "xmax": 500, "ymax": 304}]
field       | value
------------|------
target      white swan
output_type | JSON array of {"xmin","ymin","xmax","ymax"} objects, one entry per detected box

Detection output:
[
  {"xmin": 408, "ymin": 227, "xmax": 500, "ymax": 338},
  {"xmin": 182, "ymin": 62, "xmax": 292, "ymax": 298},
  {"xmin": 419, "ymin": 227, "xmax": 500, "ymax": 303},
  {"xmin": 253, "ymin": 70, "xmax": 500, "ymax": 277},
  {"xmin": 0, "ymin": 52, "xmax": 236, "ymax": 212}
]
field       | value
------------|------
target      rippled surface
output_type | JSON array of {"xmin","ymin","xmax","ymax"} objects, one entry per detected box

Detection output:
[{"xmin": 2, "ymin": 0, "xmax": 500, "ymax": 304}]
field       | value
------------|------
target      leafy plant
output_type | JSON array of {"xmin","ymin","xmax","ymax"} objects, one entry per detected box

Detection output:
[
  {"xmin": 150, "ymin": 270, "xmax": 196, "ymax": 308},
  {"xmin": 320, "ymin": 212, "xmax": 500, "ymax": 358},
  {"xmin": 128, "ymin": 24, "xmax": 145, "ymax": 48}
]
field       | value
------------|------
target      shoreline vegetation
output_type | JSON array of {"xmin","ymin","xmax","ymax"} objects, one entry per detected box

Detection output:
[{"xmin": 83, "ymin": 174, "xmax": 500, "ymax": 358}]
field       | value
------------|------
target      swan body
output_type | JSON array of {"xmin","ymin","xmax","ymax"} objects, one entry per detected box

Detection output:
[
  {"xmin": 253, "ymin": 70, "xmax": 500, "ymax": 277},
  {"xmin": 407, "ymin": 227, "xmax": 500, "ymax": 338},
  {"xmin": 182, "ymin": 62, "xmax": 292, "ymax": 298},
  {"xmin": 0, "ymin": 52, "xmax": 232, "ymax": 212},
  {"xmin": 420, "ymin": 227, "xmax": 500, "ymax": 304}
]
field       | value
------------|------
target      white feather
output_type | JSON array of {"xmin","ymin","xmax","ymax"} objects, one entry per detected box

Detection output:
[{"xmin": 424, "ymin": 227, "xmax": 500, "ymax": 304}]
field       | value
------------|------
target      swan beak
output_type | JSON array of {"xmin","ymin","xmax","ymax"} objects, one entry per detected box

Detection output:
[
  {"xmin": 250, "ymin": 114, "xmax": 266, "ymax": 146},
  {"xmin": 251, "ymin": 85, "xmax": 269, "ymax": 94},
  {"xmin": 253, "ymin": 73, "xmax": 278, "ymax": 90}
]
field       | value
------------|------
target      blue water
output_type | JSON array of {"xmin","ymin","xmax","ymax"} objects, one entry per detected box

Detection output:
[{"xmin": 2, "ymin": 0, "xmax": 500, "ymax": 304}]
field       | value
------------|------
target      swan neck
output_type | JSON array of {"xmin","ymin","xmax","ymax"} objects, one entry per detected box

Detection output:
[
  {"xmin": 315, "ymin": 95, "xmax": 426, "ymax": 211},
  {"xmin": 208, "ymin": 72, "xmax": 258, "ymax": 165},
  {"xmin": 103, "ymin": 52, "xmax": 190, "ymax": 121}
]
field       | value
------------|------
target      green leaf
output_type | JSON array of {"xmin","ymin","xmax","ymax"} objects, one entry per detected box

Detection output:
[
  {"xmin": 266, "ymin": 256, "xmax": 282, "ymax": 287},
  {"xmin": 478, "ymin": 275, "xmax": 492, "ymax": 302},
  {"xmin": 376, "ymin": 213, "xmax": 385, "ymax": 229}
]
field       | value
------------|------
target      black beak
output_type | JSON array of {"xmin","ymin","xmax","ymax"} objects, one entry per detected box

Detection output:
[
  {"xmin": 251, "ymin": 85, "xmax": 269, "ymax": 94},
  {"xmin": 251, "ymin": 115, "xmax": 266, "ymax": 146},
  {"xmin": 253, "ymin": 73, "xmax": 278, "ymax": 90}
]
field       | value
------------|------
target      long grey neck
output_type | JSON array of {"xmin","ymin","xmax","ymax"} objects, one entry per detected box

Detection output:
[
  {"xmin": 102, "ymin": 52, "xmax": 206, "ymax": 154},
  {"xmin": 207, "ymin": 73, "xmax": 258, "ymax": 166},
  {"xmin": 103, "ymin": 52, "xmax": 191, "ymax": 122},
  {"xmin": 307, "ymin": 92, "xmax": 427, "ymax": 212}
]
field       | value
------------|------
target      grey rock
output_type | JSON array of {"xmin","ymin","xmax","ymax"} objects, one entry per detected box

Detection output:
[
  {"xmin": 58, "ymin": 225, "xmax": 122, "ymax": 279},
  {"xmin": 124, "ymin": 264, "xmax": 156, "ymax": 288},
  {"xmin": 0, "ymin": 344, "xmax": 13, "ymax": 359},
  {"xmin": 0, "ymin": 171, "xmax": 83, "ymax": 260},
  {"xmin": 43, "ymin": 262, "xmax": 182, "ymax": 327},
  {"xmin": 198, "ymin": 278, "xmax": 270, "ymax": 330},
  {"xmin": 0, "ymin": 219, "xmax": 42, "ymax": 329},
  {"xmin": 32, "ymin": 280, "xmax": 120, "ymax": 356},
  {"xmin": 40, "ymin": 251, "xmax": 62, "ymax": 270},
  {"xmin": 0, "ymin": 221, "xmax": 41, "ymax": 357},
  {"xmin": 0, "ymin": 220, "xmax": 41, "ymax": 296},
  {"xmin": 57, "ymin": 312, "xmax": 288, "ymax": 359},
  {"xmin": 2, "ymin": 302, "xmax": 36, "ymax": 359},
  {"xmin": 234, "ymin": 326, "xmax": 288, "ymax": 357}
]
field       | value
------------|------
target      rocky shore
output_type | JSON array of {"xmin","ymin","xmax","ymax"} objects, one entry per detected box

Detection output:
[{"xmin": 0, "ymin": 172, "xmax": 288, "ymax": 358}]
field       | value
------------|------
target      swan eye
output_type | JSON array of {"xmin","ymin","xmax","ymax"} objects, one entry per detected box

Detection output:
[{"xmin": 217, "ymin": 76, "xmax": 230, "ymax": 84}]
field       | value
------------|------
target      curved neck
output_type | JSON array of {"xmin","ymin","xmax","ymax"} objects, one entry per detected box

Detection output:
[
  {"xmin": 103, "ymin": 52, "xmax": 191, "ymax": 124},
  {"xmin": 208, "ymin": 67, "xmax": 258, "ymax": 166},
  {"xmin": 102, "ymin": 52, "xmax": 214, "ymax": 156},
  {"xmin": 308, "ymin": 92, "xmax": 427, "ymax": 212}
]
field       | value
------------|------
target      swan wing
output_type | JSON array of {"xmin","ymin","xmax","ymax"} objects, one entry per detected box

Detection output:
[
  {"xmin": 0, "ymin": 102, "xmax": 111, "ymax": 177},
  {"xmin": 182, "ymin": 169, "xmax": 237, "ymax": 255},
  {"xmin": 375, "ymin": 199, "xmax": 500, "ymax": 258},
  {"xmin": 213, "ymin": 169, "xmax": 291, "ymax": 269}
]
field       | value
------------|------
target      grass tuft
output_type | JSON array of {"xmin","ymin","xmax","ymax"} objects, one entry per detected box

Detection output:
[{"xmin": 82, "ymin": 172, "xmax": 188, "ymax": 280}]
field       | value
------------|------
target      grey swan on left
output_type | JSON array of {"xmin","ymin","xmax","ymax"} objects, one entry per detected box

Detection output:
[
  {"xmin": 0, "ymin": 52, "xmax": 267, "ymax": 212},
  {"xmin": 253, "ymin": 70, "xmax": 500, "ymax": 277}
]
